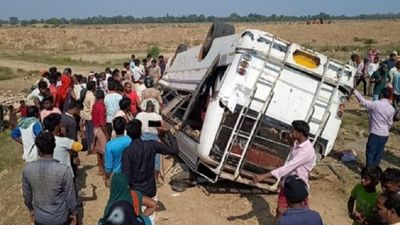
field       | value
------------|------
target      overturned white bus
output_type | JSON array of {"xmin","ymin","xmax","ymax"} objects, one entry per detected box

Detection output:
[{"xmin": 159, "ymin": 22, "xmax": 355, "ymax": 191}]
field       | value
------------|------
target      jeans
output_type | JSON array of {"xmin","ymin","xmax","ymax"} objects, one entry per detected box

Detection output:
[
  {"xmin": 142, "ymin": 132, "xmax": 161, "ymax": 171},
  {"xmin": 373, "ymin": 95, "xmax": 379, "ymax": 101},
  {"xmin": 85, "ymin": 120, "xmax": 94, "ymax": 149},
  {"xmin": 366, "ymin": 133, "xmax": 388, "ymax": 167}
]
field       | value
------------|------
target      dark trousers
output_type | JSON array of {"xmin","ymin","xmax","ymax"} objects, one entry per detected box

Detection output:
[
  {"xmin": 356, "ymin": 76, "xmax": 367, "ymax": 96},
  {"xmin": 366, "ymin": 133, "xmax": 388, "ymax": 167},
  {"xmin": 85, "ymin": 120, "xmax": 94, "ymax": 149},
  {"xmin": 106, "ymin": 122, "xmax": 113, "ymax": 138}
]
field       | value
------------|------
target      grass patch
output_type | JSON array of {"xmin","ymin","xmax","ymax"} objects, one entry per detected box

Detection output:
[
  {"xmin": 0, "ymin": 131, "xmax": 23, "ymax": 172},
  {"xmin": 0, "ymin": 66, "xmax": 14, "ymax": 80},
  {"xmin": 0, "ymin": 66, "xmax": 40, "ymax": 81},
  {"xmin": 0, "ymin": 52, "xmax": 105, "ymax": 67}
]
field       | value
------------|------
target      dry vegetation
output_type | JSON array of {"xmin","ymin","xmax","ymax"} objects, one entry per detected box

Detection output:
[
  {"xmin": 0, "ymin": 20, "xmax": 399, "ymax": 62},
  {"xmin": 0, "ymin": 20, "xmax": 400, "ymax": 225}
]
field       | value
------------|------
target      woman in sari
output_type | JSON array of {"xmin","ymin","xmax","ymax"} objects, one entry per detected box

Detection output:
[{"xmin": 99, "ymin": 173, "xmax": 151, "ymax": 225}]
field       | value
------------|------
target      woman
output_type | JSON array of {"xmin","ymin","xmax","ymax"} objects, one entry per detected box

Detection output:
[{"xmin": 98, "ymin": 173, "xmax": 151, "ymax": 225}]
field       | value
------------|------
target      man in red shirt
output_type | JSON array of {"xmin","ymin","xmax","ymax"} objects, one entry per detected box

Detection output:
[
  {"xmin": 91, "ymin": 90, "xmax": 109, "ymax": 176},
  {"xmin": 124, "ymin": 82, "xmax": 140, "ymax": 117}
]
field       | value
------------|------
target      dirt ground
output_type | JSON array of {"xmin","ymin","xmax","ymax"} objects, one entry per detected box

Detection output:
[
  {"xmin": 1, "ymin": 72, "xmax": 399, "ymax": 225},
  {"xmin": 0, "ymin": 20, "xmax": 400, "ymax": 225}
]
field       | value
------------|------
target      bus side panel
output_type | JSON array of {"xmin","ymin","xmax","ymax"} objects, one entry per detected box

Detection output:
[{"xmin": 264, "ymin": 68, "xmax": 318, "ymax": 123}]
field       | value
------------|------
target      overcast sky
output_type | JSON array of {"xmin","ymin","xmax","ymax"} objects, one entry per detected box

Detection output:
[{"xmin": 0, "ymin": 0, "xmax": 398, "ymax": 20}]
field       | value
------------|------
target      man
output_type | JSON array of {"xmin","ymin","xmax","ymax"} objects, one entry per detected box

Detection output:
[
  {"xmin": 385, "ymin": 52, "xmax": 398, "ymax": 70},
  {"xmin": 11, "ymin": 106, "xmax": 42, "ymax": 162},
  {"xmin": 27, "ymin": 80, "xmax": 50, "ymax": 109},
  {"xmin": 381, "ymin": 168, "xmax": 400, "ymax": 194},
  {"xmin": 104, "ymin": 117, "xmax": 131, "ymax": 180},
  {"xmin": 80, "ymin": 81, "xmax": 96, "ymax": 148},
  {"xmin": 61, "ymin": 101, "xmax": 81, "ymax": 141},
  {"xmin": 353, "ymin": 88, "xmax": 394, "ymax": 167},
  {"xmin": 122, "ymin": 119, "xmax": 178, "ymax": 199},
  {"xmin": 131, "ymin": 59, "xmax": 143, "ymax": 83},
  {"xmin": 392, "ymin": 61, "xmax": 400, "ymax": 120},
  {"xmin": 158, "ymin": 55, "xmax": 166, "ymax": 77},
  {"xmin": 141, "ymin": 77, "xmax": 162, "ymax": 111},
  {"xmin": 129, "ymin": 54, "xmax": 136, "ymax": 71},
  {"xmin": 104, "ymin": 80, "xmax": 123, "ymax": 137},
  {"xmin": 377, "ymin": 193, "xmax": 400, "ymax": 225},
  {"xmin": 276, "ymin": 175, "xmax": 323, "ymax": 225},
  {"xmin": 368, "ymin": 57, "xmax": 380, "ymax": 96},
  {"xmin": 371, "ymin": 63, "xmax": 390, "ymax": 101},
  {"xmin": 22, "ymin": 132, "xmax": 77, "ymax": 225},
  {"xmin": 43, "ymin": 113, "xmax": 83, "ymax": 177},
  {"xmin": 136, "ymin": 101, "xmax": 165, "ymax": 184},
  {"xmin": 253, "ymin": 120, "xmax": 316, "ymax": 220},
  {"xmin": 148, "ymin": 59, "xmax": 161, "ymax": 84}
]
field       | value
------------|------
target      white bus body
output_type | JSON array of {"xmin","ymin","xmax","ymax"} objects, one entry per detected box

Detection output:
[{"xmin": 159, "ymin": 26, "xmax": 355, "ymax": 191}]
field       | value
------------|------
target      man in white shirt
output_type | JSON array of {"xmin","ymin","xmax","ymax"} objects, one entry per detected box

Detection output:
[
  {"xmin": 136, "ymin": 101, "xmax": 165, "ymax": 184},
  {"xmin": 104, "ymin": 80, "xmax": 122, "ymax": 137},
  {"xmin": 368, "ymin": 57, "xmax": 380, "ymax": 96},
  {"xmin": 43, "ymin": 113, "xmax": 83, "ymax": 177}
]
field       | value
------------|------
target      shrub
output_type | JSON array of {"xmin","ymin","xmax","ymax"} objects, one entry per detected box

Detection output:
[{"xmin": 147, "ymin": 46, "xmax": 161, "ymax": 58}]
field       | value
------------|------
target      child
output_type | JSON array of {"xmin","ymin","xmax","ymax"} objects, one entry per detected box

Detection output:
[
  {"xmin": 18, "ymin": 100, "xmax": 28, "ymax": 118},
  {"xmin": 380, "ymin": 167, "xmax": 400, "ymax": 194},
  {"xmin": 348, "ymin": 166, "xmax": 382, "ymax": 225},
  {"xmin": 7, "ymin": 105, "xmax": 17, "ymax": 130},
  {"xmin": 40, "ymin": 95, "xmax": 61, "ymax": 122},
  {"xmin": 92, "ymin": 90, "xmax": 109, "ymax": 177}
]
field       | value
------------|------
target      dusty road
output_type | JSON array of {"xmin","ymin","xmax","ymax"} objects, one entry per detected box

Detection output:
[{"xmin": 1, "ymin": 70, "xmax": 399, "ymax": 225}]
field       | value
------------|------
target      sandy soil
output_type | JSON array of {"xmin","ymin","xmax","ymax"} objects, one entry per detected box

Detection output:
[{"xmin": 0, "ymin": 19, "xmax": 400, "ymax": 223}]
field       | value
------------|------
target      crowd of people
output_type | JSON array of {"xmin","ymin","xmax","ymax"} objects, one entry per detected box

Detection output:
[
  {"xmin": 4, "ymin": 48, "xmax": 400, "ymax": 225},
  {"xmin": 11, "ymin": 54, "xmax": 179, "ymax": 225}
]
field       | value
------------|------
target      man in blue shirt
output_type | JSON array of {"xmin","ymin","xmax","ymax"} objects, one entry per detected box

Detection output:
[
  {"xmin": 276, "ymin": 175, "xmax": 323, "ymax": 225},
  {"xmin": 104, "ymin": 117, "xmax": 131, "ymax": 183}
]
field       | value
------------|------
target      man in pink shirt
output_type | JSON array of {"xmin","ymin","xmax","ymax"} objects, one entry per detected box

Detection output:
[
  {"xmin": 353, "ymin": 88, "xmax": 394, "ymax": 167},
  {"xmin": 253, "ymin": 120, "xmax": 316, "ymax": 221}
]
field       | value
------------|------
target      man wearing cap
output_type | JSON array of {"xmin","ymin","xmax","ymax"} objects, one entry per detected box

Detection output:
[
  {"xmin": 253, "ymin": 120, "xmax": 316, "ymax": 220},
  {"xmin": 276, "ymin": 175, "xmax": 323, "ymax": 225}
]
